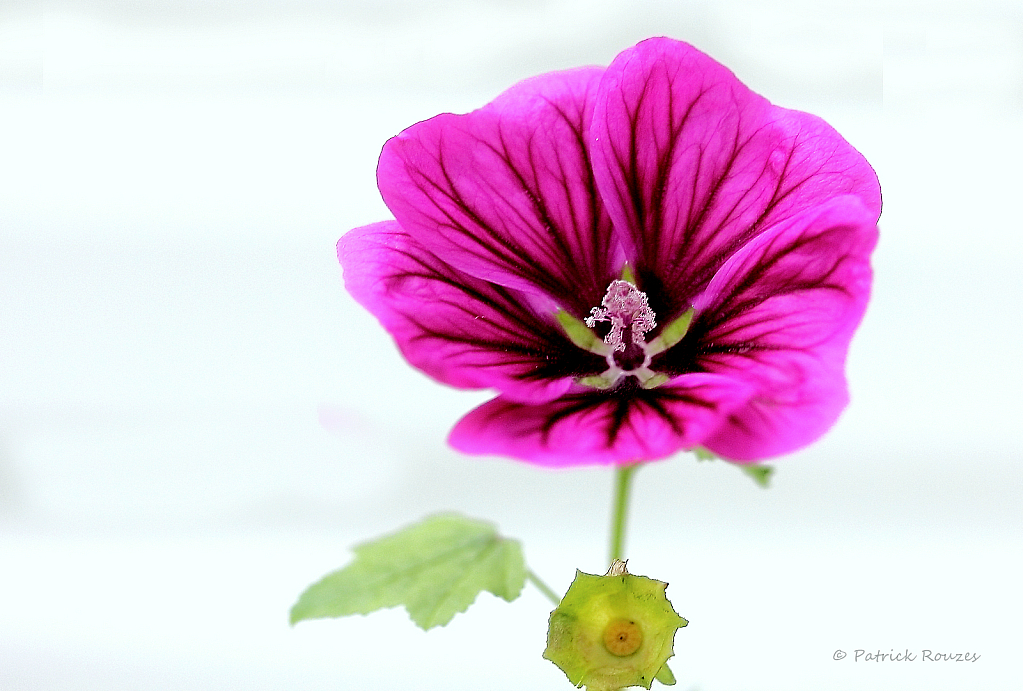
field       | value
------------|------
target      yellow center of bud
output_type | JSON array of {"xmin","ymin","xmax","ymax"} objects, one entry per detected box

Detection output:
[{"xmin": 602, "ymin": 618, "xmax": 643, "ymax": 656}]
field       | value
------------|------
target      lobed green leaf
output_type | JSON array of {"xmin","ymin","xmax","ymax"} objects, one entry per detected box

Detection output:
[{"xmin": 290, "ymin": 513, "xmax": 527, "ymax": 630}]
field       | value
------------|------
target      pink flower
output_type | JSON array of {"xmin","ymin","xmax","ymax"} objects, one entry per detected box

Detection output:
[{"xmin": 338, "ymin": 37, "xmax": 880, "ymax": 467}]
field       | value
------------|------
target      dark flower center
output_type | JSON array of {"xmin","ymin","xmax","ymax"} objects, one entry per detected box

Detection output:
[
  {"xmin": 613, "ymin": 328, "xmax": 648, "ymax": 371},
  {"xmin": 561, "ymin": 279, "xmax": 692, "ymax": 391},
  {"xmin": 585, "ymin": 279, "xmax": 656, "ymax": 372}
]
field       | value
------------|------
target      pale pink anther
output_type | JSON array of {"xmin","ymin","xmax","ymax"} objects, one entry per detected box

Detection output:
[{"xmin": 585, "ymin": 280, "xmax": 657, "ymax": 353}]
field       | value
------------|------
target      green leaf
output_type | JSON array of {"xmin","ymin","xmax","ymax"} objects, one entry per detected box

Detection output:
[
  {"xmin": 655, "ymin": 662, "xmax": 676, "ymax": 686},
  {"xmin": 290, "ymin": 513, "xmax": 527, "ymax": 630},
  {"xmin": 740, "ymin": 464, "xmax": 774, "ymax": 488}
]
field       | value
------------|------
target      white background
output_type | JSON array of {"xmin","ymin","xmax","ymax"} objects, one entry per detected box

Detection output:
[{"xmin": 1, "ymin": 1, "xmax": 1021, "ymax": 689}]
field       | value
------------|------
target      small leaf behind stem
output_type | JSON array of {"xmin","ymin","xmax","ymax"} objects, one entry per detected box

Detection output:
[
  {"xmin": 693, "ymin": 448, "xmax": 774, "ymax": 488},
  {"xmin": 290, "ymin": 513, "xmax": 526, "ymax": 630},
  {"xmin": 739, "ymin": 464, "xmax": 774, "ymax": 488}
]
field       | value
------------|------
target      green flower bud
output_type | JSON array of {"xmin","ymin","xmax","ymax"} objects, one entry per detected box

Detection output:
[{"xmin": 543, "ymin": 560, "xmax": 688, "ymax": 691}]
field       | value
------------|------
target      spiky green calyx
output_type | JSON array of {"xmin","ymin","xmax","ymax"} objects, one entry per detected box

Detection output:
[{"xmin": 543, "ymin": 561, "xmax": 687, "ymax": 691}]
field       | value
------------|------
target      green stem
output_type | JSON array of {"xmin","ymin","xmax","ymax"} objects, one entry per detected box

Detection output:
[
  {"xmin": 527, "ymin": 569, "xmax": 561, "ymax": 606},
  {"xmin": 608, "ymin": 463, "xmax": 640, "ymax": 564}
]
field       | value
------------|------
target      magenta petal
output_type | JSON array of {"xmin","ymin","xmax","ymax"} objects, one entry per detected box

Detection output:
[
  {"xmin": 448, "ymin": 374, "xmax": 755, "ymax": 467},
  {"xmin": 338, "ymin": 221, "xmax": 607, "ymax": 404},
  {"xmin": 377, "ymin": 66, "xmax": 624, "ymax": 317},
  {"xmin": 685, "ymin": 196, "xmax": 879, "ymax": 460},
  {"xmin": 591, "ymin": 37, "xmax": 881, "ymax": 319}
]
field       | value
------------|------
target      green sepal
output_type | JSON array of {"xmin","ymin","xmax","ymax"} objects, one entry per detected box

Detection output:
[
  {"xmin": 645, "ymin": 307, "xmax": 695, "ymax": 356},
  {"xmin": 620, "ymin": 263, "xmax": 637, "ymax": 284},
  {"xmin": 290, "ymin": 513, "xmax": 526, "ymax": 630},
  {"xmin": 693, "ymin": 449, "xmax": 775, "ymax": 488},
  {"xmin": 637, "ymin": 369, "xmax": 670, "ymax": 389},
  {"xmin": 692, "ymin": 447, "xmax": 717, "ymax": 462},
  {"xmin": 740, "ymin": 464, "xmax": 774, "ymax": 488},
  {"xmin": 654, "ymin": 662, "xmax": 676, "ymax": 685},
  {"xmin": 578, "ymin": 371, "xmax": 620, "ymax": 390},
  {"xmin": 557, "ymin": 309, "xmax": 610, "ymax": 356},
  {"xmin": 543, "ymin": 563, "xmax": 687, "ymax": 691}
]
